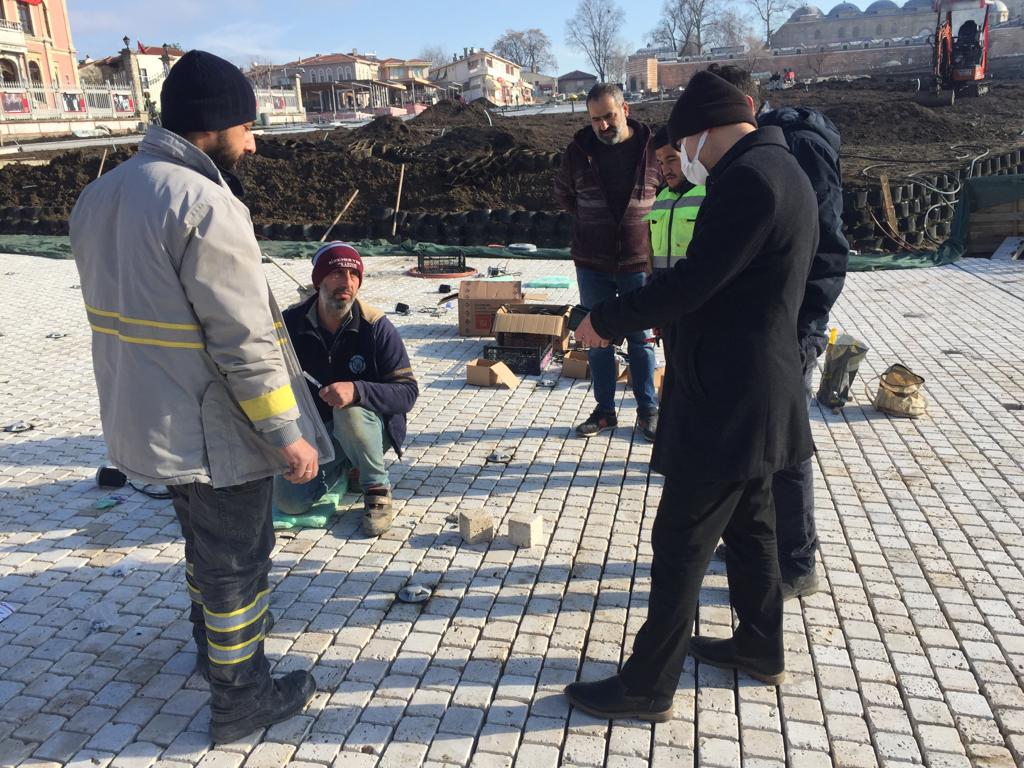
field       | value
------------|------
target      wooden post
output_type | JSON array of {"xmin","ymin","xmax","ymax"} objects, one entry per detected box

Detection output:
[
  {"xmin": 96, "ymin": 148, "xmax": 108, "ymax": 179},
  {"xmin": 879, "ymin": 174, "xmax": 899, "ymax": 234},
  {"xmin": 391, "ymin": 164, "xmax": 406, "ymax": 237},
  {"xmin": 321, "ymin": 189, "xmax": 360, "ymax": 243}
]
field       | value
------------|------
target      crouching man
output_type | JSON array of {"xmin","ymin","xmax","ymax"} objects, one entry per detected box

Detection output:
[{"xmin": 276, "ymin": 242, "xmax": 418, "ymax": 535}]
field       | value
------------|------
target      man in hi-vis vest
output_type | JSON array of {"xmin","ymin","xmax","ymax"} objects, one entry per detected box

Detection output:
[{"xmin": 645, "ymin": 126, "xmax": 706, "ymax": 277}]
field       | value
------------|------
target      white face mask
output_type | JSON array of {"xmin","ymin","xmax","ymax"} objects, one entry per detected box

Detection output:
[{"xmin": 679, "ymin": 130, "xmax": 710, "ymax": 186}]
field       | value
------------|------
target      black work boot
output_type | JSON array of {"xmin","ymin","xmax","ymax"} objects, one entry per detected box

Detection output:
[
  {"xmin": 689, "ymin": 635, "xmax": 785, "ymax": 685},
  {"xmin": 564, "ymin": 674, "xmax": 673, "ymax": 722},
  {"xmin": 210, "ymin": 670, "xmax": 316, "ymax": 744},
  {"xmin": 576, "ymin": 409, "xmax": 617, "ymax": 438},
  {"xmin": 195, "ymin": 611, "xmax": 275, "ymax": 682}
]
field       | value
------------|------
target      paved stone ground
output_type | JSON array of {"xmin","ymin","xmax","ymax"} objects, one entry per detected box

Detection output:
[{"xmin": 0, "ymin": 252, "xmax": 1022, "ymax": 768}]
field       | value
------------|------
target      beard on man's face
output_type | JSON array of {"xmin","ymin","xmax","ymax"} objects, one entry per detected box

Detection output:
[
  {"xmin": 207, "ymin": 135, "xmax": 244, "ymax": 171},
  {"xmin": 595, "ymin": 124, "xmax": 623, "ymax": 145},
  {"xmin": 321, "ymin": 285, "xmax": 356, "ymax": 317}
]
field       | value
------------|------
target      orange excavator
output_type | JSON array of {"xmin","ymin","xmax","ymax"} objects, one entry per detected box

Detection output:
[{"xmin": 915, "ymin": 0, "xmax": 992, "ymax": 106}]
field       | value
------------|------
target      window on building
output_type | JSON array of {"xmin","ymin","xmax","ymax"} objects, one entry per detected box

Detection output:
[
  {"xmin": 0, "ymin": 59, "xmax": 18, "ymax": 84},
  {"xmin": 42, "ymin": 4, "xmax": 52, "ymax": 37},
  {"xmin": 876, "ymin": 24, "xmax": 883, "ymax": 35},
  {"xmin": 139, "ymin": 68, "xmax": 149, "ymax": 88},
  {"xmin": 486, "ymin": 58, "xmax": 493, "ymax": 66},
  {"xmin": 17, "ymin": 2, "xmax": 34, "ymax": 35},
  {"xmin": 815, "ymin": 29, "xmax": 822, "ymax": 39}
]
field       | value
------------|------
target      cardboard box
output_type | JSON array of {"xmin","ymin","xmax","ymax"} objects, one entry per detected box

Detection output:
[
  {"xmin": 466, "ymin": 359, "xmax": 520, "ymax": 388},
  {"xmin": 453, "ymin": 281, "xmax": 525, "ymax": 337},
  {"xmin": 492, "ymin": 303, "xmax": 571, "ymax": 351},
  {"xmin": 619, "ymin": 366, "xmax": 665, "ymax": 397},
  {"xmin": 561, "ymin": 350, "xmax": 591, "ymax": 379}
]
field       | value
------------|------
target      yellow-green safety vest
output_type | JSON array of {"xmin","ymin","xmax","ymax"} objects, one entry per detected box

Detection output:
[{"xmin": 644, "ymin": 184, "xmax": 706, "ymax": 271}]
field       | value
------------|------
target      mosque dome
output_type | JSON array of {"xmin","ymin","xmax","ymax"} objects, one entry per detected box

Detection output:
[
  {"xmin": 828, "ymin": 2, "xmax": 863, "ymax": 17},
  {"xmin": 865, "ymin": 0, "xmax": 900, "ymax": 13},
  {"xmin": 789, "ymin": 4, "xmax": 824, "ymax": 21}
]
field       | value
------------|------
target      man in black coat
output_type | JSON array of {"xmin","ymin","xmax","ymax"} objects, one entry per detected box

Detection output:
[
  {"xmin": 707, "ymin": 63, "xmax": 849, "ymax": 600},
  {"xmin": 568, "ymin": 70, "xmax": 819, "ymax": 721}
]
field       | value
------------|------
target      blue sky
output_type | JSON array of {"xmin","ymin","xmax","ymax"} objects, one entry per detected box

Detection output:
[{"xmin": 68, "ymin": 0, "xmax": 847, "ymax": 74}]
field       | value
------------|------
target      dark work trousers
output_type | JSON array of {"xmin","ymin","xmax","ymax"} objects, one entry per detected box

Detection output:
[
  {"xmin": 772, "ymin": 355, "xmax": 818, "ymax": 581},
  {"xmin": 619, "ymin": 474, "xmax": 784, "ymax": 701},
  {"xmin": 169, "ymin": 478, "xmax": 274, "ymax": 721}
]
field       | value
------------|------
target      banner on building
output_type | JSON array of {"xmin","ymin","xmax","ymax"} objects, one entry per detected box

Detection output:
[
  {"xmin": 1, "ymin": 92, "xmax": 29, "ymax": 113},
  {"xmin": 113, "ymin": 94, "xmax": 134, "ymax": 112},
  {"xmin": 62, "ymin": 92, "xmax": 86, "ymax": 112}
]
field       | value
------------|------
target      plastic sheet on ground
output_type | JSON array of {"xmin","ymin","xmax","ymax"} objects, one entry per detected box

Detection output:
[{"xmin": 0, "ymin": 232, "xmax": 982, "ymax": 272}]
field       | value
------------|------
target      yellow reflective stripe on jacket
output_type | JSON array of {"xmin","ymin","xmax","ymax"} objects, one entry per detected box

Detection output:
[
  {"xmin": 85, "ymin": 303, "xmax": 205, "ymax": 348},
  {"xmin": 85, "ymin": 304, "xmax": 201, "ymax": 331},
  {"xmin": 89, "ymin": 324, "xmax": 205, "ymax": 350},
  {"xmin": 238, "ymin": 385, "xmax": 297, "ymax": 422}
]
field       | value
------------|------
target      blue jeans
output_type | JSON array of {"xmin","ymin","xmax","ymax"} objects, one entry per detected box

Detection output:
[
  {"xmin": 576, "ymin": 266, "xmax": 658, "ymax": 414},
  {"xmin": 273, "ymin": 406, "xmax": 390, "ymax": 516}
]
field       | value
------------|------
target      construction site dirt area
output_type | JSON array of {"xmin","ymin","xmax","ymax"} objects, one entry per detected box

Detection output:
[{"xmin": 1, "ymin": 78, "xmax": 1023, "ymax": 230}]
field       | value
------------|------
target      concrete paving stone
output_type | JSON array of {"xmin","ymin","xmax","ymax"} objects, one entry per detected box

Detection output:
[
  {"xmin": 512, "ymin": 743, "xmax": 560, "ymax": 768},
  {"xmin": 65, "ymin": 750, "xmax": 115, "ymax": 768},
  {"xmin": 108, "ymin": 740, "xmax": 163, "ymax": 768},
  {"xmin": 243, "ymin": 742, "xmax": 296, "ymax": 767},
  {"xmin": 32, "ymin": 729, "xmax": 91, "ymax": 762},
  {"xmin": 4, "ymin": 256, "xmax": 1024, "ymax": 766}
]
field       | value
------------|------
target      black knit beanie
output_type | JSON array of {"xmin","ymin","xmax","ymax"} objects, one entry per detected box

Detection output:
[
  {"xmin": 668, "ymin": 70, "xmax": 757, "ymax": 145},
  {"xmin": 161, "ymin": 50, "xmax": 257, "ymax": 135},
  {"xmin": 652, "ymin": 125, "xmax": 671, "ymax": 150}
]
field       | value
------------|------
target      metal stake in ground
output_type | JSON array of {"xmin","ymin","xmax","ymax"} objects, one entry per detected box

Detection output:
[
  {"xmin": 391, "ymin": 164, "xmax": 406, "ymax": 237},
  {"xmin": 262, "ymin": 250, "xmax": 310, "ymax": 292},
  {"xmin": 321, "ymin": 189, "xmax": 360, "ymax": 243}
]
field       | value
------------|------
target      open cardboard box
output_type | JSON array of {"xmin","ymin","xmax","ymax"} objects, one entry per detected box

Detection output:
[
  {"xmin": 561, "ymin": 349, "xmax": 591, "ymax": 379},
  {"xmin": 466, "ymin": 359, "xmax": 520, "ymax": 388},
  {"xmin": 446, "ymin": 280, "xmax": 525, "ymax": 337},
  {"xmin": 619, "ymin": 366, "xmax": 665, "ymax": 396},
  {"xmin": 492, "ymin": 303, "xmax": 571, "ymax": 352}
]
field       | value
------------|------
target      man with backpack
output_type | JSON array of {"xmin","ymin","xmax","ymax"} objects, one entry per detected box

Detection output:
[{"xmin": 706, "ymin": 63, "xmax": 850, "ymax": 601}]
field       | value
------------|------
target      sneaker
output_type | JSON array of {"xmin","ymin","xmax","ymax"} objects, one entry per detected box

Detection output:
[
  {"xmin": 564, "ymin": 674, "xmax": 673, "ymax": 722},
  {"xmin": 362, "ymin": 486, "xmax": 393, "ymax": 536},
  {"xmin": 195, "ymin": 611, "xmax": 275, "ymax": 682},
  {"xmin": 781, "ymin": 571, "xmax": 820, "ymax": 601},
  {"xmin": 576, "ymin": 409, "xmax": 617, "ymax": 438},
  {"xmin": 210, "ymin": 670, "xmax": 316, "ymax": 744},
  {"xmin": 689, "ymin": 635, "xmax": 785, "ymax": 685},
  {"xmin": 637, "ymin": 410, "xmax": 658, "ymax": 442}
]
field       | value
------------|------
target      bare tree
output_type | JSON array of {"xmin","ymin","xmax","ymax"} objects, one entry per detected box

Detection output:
[
  {"xmin": 493, "ymin": 29, "xmax": 558, "ymax": 73},
  {"xmin": 649, "ymin": 0, "xmax": 696, "ymax": 53},
  {"xmin": 419, "ymin": 45, "xmax": 450, "ymax": 69},
  {"xmin": 565, "ymin": 0, "xmax": 626, "ymax": 82},
  {"xmin": 747, "ymin": 0, "xmax": 796, "ymax": 47},
  {"xmin": 741, "ymin": 34, "xmax": 768, "ymax": 72},
  {"xmin": 688, "ymin": 0, "xmax": 726, "ymax": 53},
  {"xmin": 807, "ymin": 48, "xmax": 833, "ymax": 76},
  {"xmin": 711, "ymin": 8, "xmax": 756, "ymax": 49}
]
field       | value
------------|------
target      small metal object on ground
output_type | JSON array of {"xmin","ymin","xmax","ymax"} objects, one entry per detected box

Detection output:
[
  {"xmin": 395, "ymin": 303, "xmax": 411, "ymax": 315},
  {"xmin": 3, "ymin": 421, "xmax": 33, "ymax": 433},
  {"xmin": 537, "ymin": 378, "xmax": 557, "ymax": 388},
  {"xmin": 46, "ymin": 332, "xmax": 66, "ymax": 339},
  {"xmin": 397, "ymin": 584, "xmax": 432, "ymax": 604},
  {"xmin": 487, "ymin": 450, "xmax": 513, "ymax": 464},
  {"xmin": 438, "ymin": 284, "xmax": 452, "ymax": 293}
]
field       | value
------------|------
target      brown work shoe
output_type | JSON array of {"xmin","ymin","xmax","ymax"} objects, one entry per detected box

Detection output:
[{"xmin": 362, "ymin": 486, "xmax": 393, "ymax": 536}]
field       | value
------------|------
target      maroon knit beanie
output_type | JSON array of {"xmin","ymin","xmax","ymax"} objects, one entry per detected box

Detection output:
[{"xmin": 311, "ymin": 242, "xmax": 364, "ymax": 289}]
